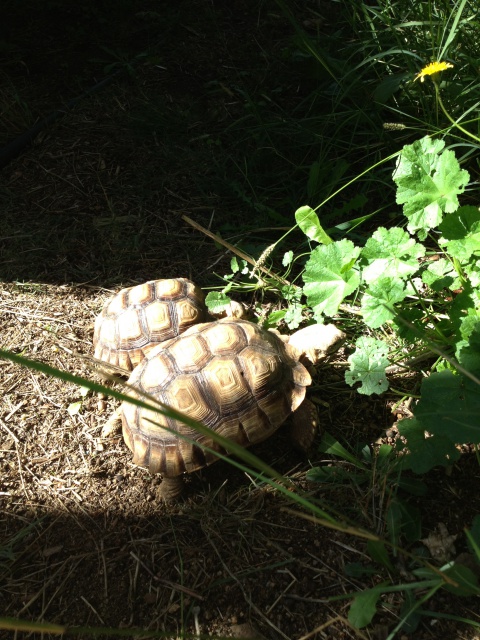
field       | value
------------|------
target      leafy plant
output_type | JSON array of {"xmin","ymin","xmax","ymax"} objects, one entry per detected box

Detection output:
[
  {"xmin": 305, "ymin": 434, "xmax": 480, "ymax": 635},
  {"xmin": 207, "ymin": 132, "xmax": 480, "ymax": 473}
]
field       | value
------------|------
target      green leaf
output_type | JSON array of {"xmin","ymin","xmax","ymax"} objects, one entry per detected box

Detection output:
[
  {"xmin": 392, "ymin": 307, "xmax": 425, "ymax": 342},
  {"xmin": 282, "ymin": 250, "xmax": 294, "ymax": 266},
  {"xmin": 396, "ymin": 476, "xmax": 428, "ymax": 497},
  {"xmin": 456, "ymin": 322, "xmax": 480, "ymax": 375},
  {"xmin": 264, "ymin": 310, "xmax": 286, "ymax": 328},
  {"xmin": 303, "ymin": 239, "xmax": 360, "ymax": 318},
  {"xmin": 279, "ymin": 283, "xmax": 302, "ymax": 302},
  {"xmin": 295, "ymin": 205, "xmax": 333, "ymax": 245},
  {"xmin": 230, "ymin": 256, "xmax": 249, "ymax": 275},
  {"xmin": 373, "ymin": 72, "xmax": 409, "ymax": 102},
  {"xmin": 230, "ymin": 256, "xmax": 240, "ymax": 273},
  {"xmin": 415, "ymin": 370, "xmax": 480, "ymax": 443},
  {"xmin": 393, "ymin": 136, "xmax": 470, "ymax": 238},
  {"xmin": 284, "ymin": 303, "xmax": 304, "ymax": 330},
  {"xmin": 345, "ymin": 563, "xmax": 378, "ymax": 578},
  {"xmin": 449, "ymin": 287, "xmax": 478, "ymax": 338},
  {"xmin": 361, "ymin": 226, "xmax": 425, "ymax": 283},
  {"xmin": 439, "ymin": 205, "xmax": 480, "ymax": 260},
  {"xmin": 421, "ymin": 257, "xmax": 458, "ymax": 291},
  {"xmin": 396, "ymin": 417, "xmax": 461, "ymax": 473},
  {"xmin": 348, "ymin": 585, "xmax": 385, "ymax": 628},
  {"xmin": 375, "ymin": 443, "xmax": 394, "ymax": 464},
  {"xmin": 67, "ymin": 401, "xmax": 82, "ymax": 416},
  {"xmin": 399, "ymin": 590, "xmax": 422, "ymax": 634},
  {"xmin": 442, "ymin": 563, "xmax": 480, "ymax": 597},
  {"xmin": 459, "ymin": 308, "xmax": 480, "ymax": 341},
  {"xmin": 386, "ymin": 499, "xmax": 422, "ymax": 544},
  {"xmin": 385, "ymin": 501, "xmax": 403, "ymax": 546},
  {"xmin": 464, "ymin": 260, "xmax": 480, "ymax": 288},
  {"xmin": 345, "ymin": 336, "xmax": 390, "ymax": 395},
  {"xmin": 361, "ymin": 277, "xmax": 407, "ymax": 328},
  {"xmin": 306, "ymin": 466, "xmax": 369, "ymax": 485},
  {"xmin": 467, "ymin": 515, "xmax": 480, "ymax": 555},
  {"xmin": 205, "ymin": 291, "xmax": 233, "ymax": 314},
  {"xmin": 318, "ymin": 432, "xmax": 367, "ymax": 468},
  {"xmin": 330, "ymin": 192, "xmax": 368, "ymax": 219},
  {"xmin": 367, "ymin": 540, "xmax": 394, "ymax": 571}
]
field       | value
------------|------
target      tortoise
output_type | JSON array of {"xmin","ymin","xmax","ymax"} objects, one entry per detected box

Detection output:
[
  {"xmin": 118, "ymin": 317, "xmax": 345, "ymax": 500},
  {"xmin": 93, "ymin": 278, "xmax": 208, "ymax": 372}
]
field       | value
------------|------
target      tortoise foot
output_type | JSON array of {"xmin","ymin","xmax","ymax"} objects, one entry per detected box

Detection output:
[{"xmin": 159, "ymin": 476, "xmax": 185, "ymax": 502}]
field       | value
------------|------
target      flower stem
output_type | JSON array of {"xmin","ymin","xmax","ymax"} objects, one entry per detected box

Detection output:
[{"xmin": 433, "ymin": 81, "xmax": 480, "ymax": 144}]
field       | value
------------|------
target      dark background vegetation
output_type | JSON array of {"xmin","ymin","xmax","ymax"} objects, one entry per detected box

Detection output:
[{"xmin": 0, "ymin": 0, "xmax": 409, "ymax": 287}]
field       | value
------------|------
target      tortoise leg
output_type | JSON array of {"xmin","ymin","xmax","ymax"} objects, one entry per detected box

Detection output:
[
  {"xmin": 101, "ymin": 406, "xmax": 122, "ymax": 438},
  {"xmin": 289, "ymin": 399, "xmax": 320, "ymax": 452},
  {"xmin": 159, "ymin": 476, "xmax": 185, "ymax": 502}
]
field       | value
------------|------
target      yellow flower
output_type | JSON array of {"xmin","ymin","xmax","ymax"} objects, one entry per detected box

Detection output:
[{"xmin": 414, "ymin": 61, "xmax": 454, "ymax": 82}]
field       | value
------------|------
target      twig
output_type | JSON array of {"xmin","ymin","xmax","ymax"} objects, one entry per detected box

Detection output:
[
  {"xmin": 265, "ymin": 574, "xmax": 296, "ymax": 614},
  {"xmin": 80, "ymin": 596, "xmax": 106, "ymax": 625},
  {"xmin": 183, "ymin": 214, "xmax": 366, "ymax": 319},
  {"xmin": 203, "ymin": 529, "xmax": 289, "ymax": 640},
  {"xmin": 297, "ymin": 615, "xmax": 369, "ymax": 640},
  {"xmin": 0, "ymin": 415, "xmax": 19, "ymax": 442},
  {"xmin": 385, "ymin": 350, "xmax": 436, "ymax": 374},
  {"xmin": 182, "ymin": 215, "xmax": 290, "ymax": 286},
  {"xmin": 129, "ymin": 552, "xmax": 204, "ymax": 600},
  {"xmin": 4, "ymin": 400, "xmax": 27, "ymax": 421}
]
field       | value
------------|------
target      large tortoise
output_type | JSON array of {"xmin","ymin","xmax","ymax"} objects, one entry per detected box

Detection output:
[
  {"xmin": 118, "ymin": 317, "xmax": 345, "ymax": 500},
  {"xmin": 93, "ymin": 278, "xmax": 208, "ymax": 371}
]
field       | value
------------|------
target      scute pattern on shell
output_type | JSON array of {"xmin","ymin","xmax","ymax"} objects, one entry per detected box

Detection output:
[
  {"xmin": 93, "ymin": 278, "xmax": 207, "ymax": 371},
  {"xmin": 121, "ymin": 318, "xmax": 312, "ymax": 477}
]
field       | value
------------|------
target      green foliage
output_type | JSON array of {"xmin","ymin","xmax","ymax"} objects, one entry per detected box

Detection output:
[
  {"xmin": 345, "ymin": 337, "xmax": 390, "ymax": 395},
  {"xmin": 303, "ymin": 240, "xmax": 361, "ymax": 319},
  {"xmin": 349, "ymin": 0, "xmax": 480, "ymax": 151},
  {"xmin": 309, "ymin": 433, "xmax": 480, "ymax": 633},
  {"xmin": 204, "ymin": 291, "xmax": 233, "ymax": 316},
  {"xmin": 295, "ymin": 205, "xmax": 333, "ymax": 245},
  {"xmin": 312, "ymin": 436, "xmax": 428, "ymax": 553},
  {"xmin": 348, "ymin": 585, "xmax": 386, "ymax": 628},
  {"xmin": 361, "ymin": 227, "xmax": 425, "ymax": 283},
  {"xmin": 213, "ymin": 133, "xmax": 480, "ymax": 474},
  {"xmin": 305, "ymin": 136, "xmax": 479, "ymax": 473},
  {"xmin": 393, "ymin": 137, "xmax": 470, "ymax": 239}
]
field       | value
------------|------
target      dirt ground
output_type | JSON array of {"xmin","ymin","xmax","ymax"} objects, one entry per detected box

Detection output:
[
  {"xmin": 2, "ymin": 282, "xmax": 480, "ymax": 640},
  {"xmin": 1, "ymin": 2, "xmax": 480, "ymax": 639}
]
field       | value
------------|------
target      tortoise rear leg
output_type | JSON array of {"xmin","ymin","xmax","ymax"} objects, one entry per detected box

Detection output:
[
  {"xmin": 159, "ymin": 476, "xmax": 185, "ymax": 502},
  {"xmin": 289, "ymin": 399, "xmax": 320, "ymax": 452}
]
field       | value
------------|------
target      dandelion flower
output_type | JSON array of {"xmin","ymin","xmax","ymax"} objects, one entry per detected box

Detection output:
[{"xmin": 414, "ymin": 61, "xmax": 454, "ymax": 82}]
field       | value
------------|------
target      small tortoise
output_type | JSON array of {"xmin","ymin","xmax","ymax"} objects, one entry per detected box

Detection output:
[
  {"xmin": 118, "ymin": 317, "xmax": 345, "ymax": 500},
  {"xmin": 93, "ymin": 278, "xmax": 208, "ymax": 372}
]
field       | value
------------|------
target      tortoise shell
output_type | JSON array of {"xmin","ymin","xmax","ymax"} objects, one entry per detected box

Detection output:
[
  {"xmin": 93, "ymin": 278, "xmax": 207, "ymax": 371},
  {"xmin": 121, "ymin": 318, "xmax": 311, "ymax": 477}
]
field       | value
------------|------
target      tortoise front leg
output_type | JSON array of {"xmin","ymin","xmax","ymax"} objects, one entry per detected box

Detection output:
[
  {"xmin": 101, "ymin": 405, "xmax": 122, "ymax": 438},
  {"xmin": 289, "ymin": 399, "xmax": 320, "ymax": 452}
]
